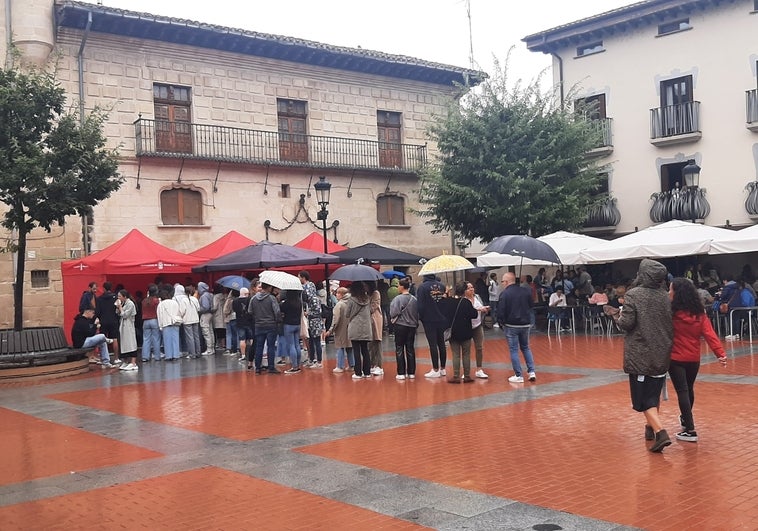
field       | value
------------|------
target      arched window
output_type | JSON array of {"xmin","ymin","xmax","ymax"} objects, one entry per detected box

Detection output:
[
  {"xmin": 160, "ymin": 187, "xmax": 203, "ymax": 225},
  {"xmin": 377, "ymin": 194, "xmax": 405, "ymax": 226}
]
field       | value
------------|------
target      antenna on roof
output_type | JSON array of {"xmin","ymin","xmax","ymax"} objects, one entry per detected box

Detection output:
[{"xmin": 466, "ymin": 0, "xmax": 474, "ymax": 69}]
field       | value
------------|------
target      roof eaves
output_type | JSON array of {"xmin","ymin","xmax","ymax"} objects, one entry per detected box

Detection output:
[{"xmin": 56, "ymin": 0, "xmax": 486, "ymax": 86}]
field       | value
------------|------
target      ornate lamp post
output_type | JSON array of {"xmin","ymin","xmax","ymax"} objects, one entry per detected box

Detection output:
[
  {"xmin": 313, "ymin": 175, "xmax": 332, "ymax": 295},
  {"xmin": 682, "ymin": 159, "xmax": 701, "ymax": 223}
]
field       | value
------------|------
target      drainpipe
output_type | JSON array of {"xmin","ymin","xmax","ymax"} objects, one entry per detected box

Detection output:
[
  {"xmin": 4, "ymin": 0, "xmax": 11, "ymax": 68},
  {"xmin": 77, "ymin": 10, "xmax": 92, "ymax": 254},
  {"xmin": 550, "ymin": 52, "xmax": 565, "ymax": 107}
]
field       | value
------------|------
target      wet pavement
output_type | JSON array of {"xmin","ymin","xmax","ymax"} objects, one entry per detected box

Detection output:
[{"xmin": 0, "ymin": 326, "xmax": 755, "ymax": 530}]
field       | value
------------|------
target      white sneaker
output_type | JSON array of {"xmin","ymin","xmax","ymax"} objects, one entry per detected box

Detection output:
[
  {"xmin": 371, "ymin": 367, "xmax": 384, "ymax": 375},
  {"xmin": 112, "ymin": 359, "xmax": 123, "ymax": 366},
  {"xmin": 493, "ymin": 323, "xmax": 500, "ymax": 328},
  {"xmin": 201, "ymin": 350, "xmax": 214, "ymax": 356},
  {"xmin": 528, "ymin": 372, "xmax": 536, "ymax": 382},
  {"xmin": 351, "ymin": 374, "xmax": 363, "ymax": 380},
  {"xmin": 332, "ymin": 367, "xmax": 344, "ymax": 373},
  {"xmin": 508, "ymin": 375, "xmax": 524, "ymax": 383},
  {"xmin": 309, "ymin": 362, "xmax": 323, "ymax": 368},
  {"xmin": 725, "ymin": 334, "xmax": 740, "ymax": 341},
  {"xmin": 439, "ymin": 369, "xmax": 447, "ymax": 376},
  {"xmin": 475, "ymin": 369, "xmax": 489, "ymax": 379},
  {"xmin": 408, "ymin": 374, "xmax": 415, "ymax": 380},
  {"xmin": 120, "ymin": 363, "xmax": 138, "ymax": 371},
  {"xmin": 395, "ymin": 374, "xmax": 406, "ymax": 380},
  {"xmin": 424, "ymin": 369, "xmax": 441, "ymax": 378}
]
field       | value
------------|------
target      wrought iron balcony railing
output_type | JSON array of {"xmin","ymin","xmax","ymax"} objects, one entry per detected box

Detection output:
[
  {"xmin": 649, "ymin": 185, "xmax": 710, "ymax": 223},
  {"xmin": 650, "ymin": 101, "xmax": 700, "ymax": 139},
  {"xmin": 583, "ymin": 196, "xmax": 621, "ymax": 228},
  {"xmin": 589, "ymin": 117, "xmax": 613, "ymax": 149},
  {"xmin": 747, "ymin": 89, "xmax": 758, "ymax": 127},
  {"xmin": 134, "ymin": 118, "xmax": 427, "ymax": 173}
]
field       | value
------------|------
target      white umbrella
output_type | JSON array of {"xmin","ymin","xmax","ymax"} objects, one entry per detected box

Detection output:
[
  {"xmin": 580, "ymin": 220, "xmax": 735, "ymax": 263},
  {"xmin": 708, "ymin": 223, "xmax": 758, "ymax": 255},
  {"xmin": 259, "ymin": 270, "xmax": 302, "ymax": 291}
]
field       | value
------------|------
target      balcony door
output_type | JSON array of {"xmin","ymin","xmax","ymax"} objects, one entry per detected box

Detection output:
[
  {"xmin": 277, "ymin": 99, "xmax": 309, "ymax": 162},
  {"xmin": 153, "ymin": 84, "xmax": 192, "ymax": 154},
  {"xmin": 377, "ymin": 111, "xmax": 402, "ymax": 168},
  {"xmin": 660, "ymin": 76, "xmax": 693, "ymax": 135}
]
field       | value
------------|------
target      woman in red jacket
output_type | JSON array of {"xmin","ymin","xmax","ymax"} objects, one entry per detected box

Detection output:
[{"xmin": 669, "ymin": 278, "xmax": 727, "ymax": 443}]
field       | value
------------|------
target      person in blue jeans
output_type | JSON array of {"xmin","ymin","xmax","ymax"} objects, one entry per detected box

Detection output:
[
  {"xmin": 249, "ymin": 283, "xmax": 282, "ymax": 375},
  {"xmin": 497, "ymin": 272, "xmax": 536, "ymax": 383}
]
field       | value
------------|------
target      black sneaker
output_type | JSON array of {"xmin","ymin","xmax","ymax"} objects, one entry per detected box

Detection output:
[
  {"xmin": 284, "ymin": 367, "xmax": 301, "ymax": 374},
  {"xmin": 644, "ymin": 425, "xmax": 655, "ymax": 441},
  {"xmin": 675, "ymin": 430, "xmax": 698, "ymax": 442},
  {"xmin": 649, "ymin": 429, "xmax": 672, "ymax": 452}
]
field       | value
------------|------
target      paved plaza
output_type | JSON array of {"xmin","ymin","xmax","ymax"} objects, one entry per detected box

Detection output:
[{"xmin": 0, "ymin": 327, "xmax": 755, "ymax": 530}]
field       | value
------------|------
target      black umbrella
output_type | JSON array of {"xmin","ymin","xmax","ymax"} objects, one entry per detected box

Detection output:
[
  {"xmin": 334, "ymin": 243, "xmax": 426, "ymax": 265},
  {"xmin": 483, "ymin": 235, "xmax": 561, "ymax": 264},
  {"xmin": 192, "ymin": 240, "xmax": 338, "ymax": 273},
  {"xmin": 329, "ymin": 264, "xmax": 384, "ymax": 282},
  {"xmin": 483, "ymin": 235, "xmax": 561, "ymax": 279}
]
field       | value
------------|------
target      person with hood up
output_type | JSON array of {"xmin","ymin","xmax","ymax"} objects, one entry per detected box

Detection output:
[
  {"xmin": 615, "ymin": 258, "xmax": 674, "ymax": 453},
  {"xmin": 416, "ymin": 274, "xmax": 448, "ymax": 378},
  {"xmin": 386, "ymin": 277, "xmax": 400, "ymax": 334},
  {"xmin": 344, "ymin": 281, "xmax": 372, "ymax": 379},
  {"xmin": 174, "ymin": 284, "xmax": 201, "ymax": 358},
  {"xmin": 249, "ymin": 283, "xmax": 282, "ymax": 374},
  {"xmin": 668, "ymin": 277, "xmax": 727, "ymax": 443},
  {"xmin": 197, "ymin": 282, "xmax": 215, "ymax": 355}
]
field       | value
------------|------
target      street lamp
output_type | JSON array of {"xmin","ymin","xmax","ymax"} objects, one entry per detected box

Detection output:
[
  {"xmin": 682, "ymin": 159, "xmax": 701, "ymax": 223},
  {"xmin": 313, "ymin": 175, "xmax": 332, "ymax": 299}
]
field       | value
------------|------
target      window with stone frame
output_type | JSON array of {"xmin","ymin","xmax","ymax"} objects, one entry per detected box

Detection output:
[
  {"xmin": 377, "ymin": 111, "xmax": 402, "ymax": 168},
  {"xmin": 377, "ymin": 193, "xmax": 406, "ymax": 226},
  {"xmin": 160, "ymin": 187, "xmax": 203, "ymax": 225},
  {"xmin": 153, "ymin": 83, "xmax": 192, "ymax": 154},
  {"xmin": 277, "ymin": 99, "xmax": 308, "ymax": 162}
]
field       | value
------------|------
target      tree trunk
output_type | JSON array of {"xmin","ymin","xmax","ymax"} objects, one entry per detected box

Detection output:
[{"xmin": 13, "ymin": 230, "xmax": 26, "ymax": 331}]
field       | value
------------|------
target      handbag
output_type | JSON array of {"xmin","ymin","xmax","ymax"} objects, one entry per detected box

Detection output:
[
  {"xmin": 719, "ymin": 302, "xmax": 729, "ymax": 314},
  {"xmin": 443, "ymin": 299, "xmax": 463, "ymax": 342}
]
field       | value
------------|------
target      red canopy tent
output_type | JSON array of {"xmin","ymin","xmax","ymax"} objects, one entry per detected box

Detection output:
[
  {"xmin": 189, "ymin": 230, "xmax": 256, "ymax": 260},
  {"xmin": 61, "ymin": 229, "xmax": 206, "ymax": 340}
]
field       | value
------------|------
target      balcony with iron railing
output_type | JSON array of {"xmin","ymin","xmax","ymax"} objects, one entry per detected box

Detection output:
[
  {"xmin": 747, "ymin": 89, "xmax": 758, "ymax": 132},
  {"xmin": 650, "ymin": 101, "xmax": 702, "ymax": 147},
  {"xmin": 134, "ymin": 118, "xmax": 427, "ymax": 173},
  {"xmin": 581, "ymin": 195, "xmax": 621, "ymax": 235},
  {"xmin": 649, "ymin": 184, "xmax": 710, "ymax": 223},
  {"xmin": 586, "ymin": 117, "xmax": 613, "ymax": 157}
]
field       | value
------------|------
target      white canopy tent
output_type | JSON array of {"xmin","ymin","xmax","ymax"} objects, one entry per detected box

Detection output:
[
  {"xmin": 579, "ymin": 220, "xmax": 735, "ymax": 263},
  {"xmin": 708, "ymin": 223, "xmax": 758, "ymax": 255},
  {"xmin": 476, "ymin": 231, "xmax": 606, "ymax": 267}
]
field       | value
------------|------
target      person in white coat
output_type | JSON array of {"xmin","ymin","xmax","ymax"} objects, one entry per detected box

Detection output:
[
  {"xmin": 174, "ymin": 284, "xmax": 201, "ymax": 358},
  {"xmin": 116, "ymin": 289, "xmax": 139, "ymax": 371}
]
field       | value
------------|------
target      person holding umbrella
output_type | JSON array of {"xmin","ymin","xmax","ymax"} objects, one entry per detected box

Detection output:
[
  {"xmin": 497, "ymin": 272, "xmax": 537, "ymax": 383},
  {"xmin": 417, "ymin": 274, "xmax": 448, "ymax": 378},
  {"xmin": 249, "ymin": 282, "xmax": 282, "ymax": 375}
]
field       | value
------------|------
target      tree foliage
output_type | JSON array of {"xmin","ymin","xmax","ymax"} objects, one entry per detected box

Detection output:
[
  {"xmin": 0, "ymin": 64, "xmax": 123, "ymax": 330},
  {"xmin": 418, "ymin": 58, "xmax": 605, "ymax": 242}
]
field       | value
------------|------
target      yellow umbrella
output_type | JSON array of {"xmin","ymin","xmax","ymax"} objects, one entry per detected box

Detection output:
[{"xmin": 418, "ymin": 254, "xmax": 475, "ymax": 276}]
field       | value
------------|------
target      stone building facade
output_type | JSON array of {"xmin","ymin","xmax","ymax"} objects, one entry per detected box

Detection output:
[{"xmin": 0, "ymin": 1, "xmax": 482, "ymax": 328}]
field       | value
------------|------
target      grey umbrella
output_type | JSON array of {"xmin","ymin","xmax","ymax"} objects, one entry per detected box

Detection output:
[
  {"xmin": 329, "ymin": 264, "xmax": 384, "ymax": 282},
  {"xmin": 192, "ymin": 240, "xmax": 338, "ymax": 273},
  {"xmin": 483, "ymin": 235, "xmax": 561, "ymax": 278}
]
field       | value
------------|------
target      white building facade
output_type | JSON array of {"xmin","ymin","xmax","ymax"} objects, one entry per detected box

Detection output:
[{"xmin": 524, "ymin": 0, "xmax": 758, "ymax": 235}]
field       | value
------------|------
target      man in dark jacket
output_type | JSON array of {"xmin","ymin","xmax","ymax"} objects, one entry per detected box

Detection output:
[
  {"xmin": 497, "ymin": 272, "xmax": 536, "ymax": 384},
  {"xmin": 71, "ymin": 308, "xmax": 115, "ymax": 367},
  {"xmin": 249, "ymin": 283, "xmax": 282, "ymax": 374},
  {"xmin": 616, "ymin": 258, "xmax": 674, "ymax": 453},
  {"xmin": 416, "ymin": 274, "xmax": 448, "ymax": 378},
  {"xmin": 95, "ymin": 281, "xmax": 120, "ymax": 359}
]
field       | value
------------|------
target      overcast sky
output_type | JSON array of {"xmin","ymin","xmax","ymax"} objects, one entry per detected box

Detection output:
[{"xmin": 100, "ymin": 0, "xmax": 636, "ymax": 82}]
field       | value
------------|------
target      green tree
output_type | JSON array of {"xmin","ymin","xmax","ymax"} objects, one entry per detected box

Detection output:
[
  {"xmin": 419, "ymin": 59, "xmax": 604, "ymax": 242},
  {"xmin": 0, "ymin": 64, "xmax": 122, "ymax": 331}
]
